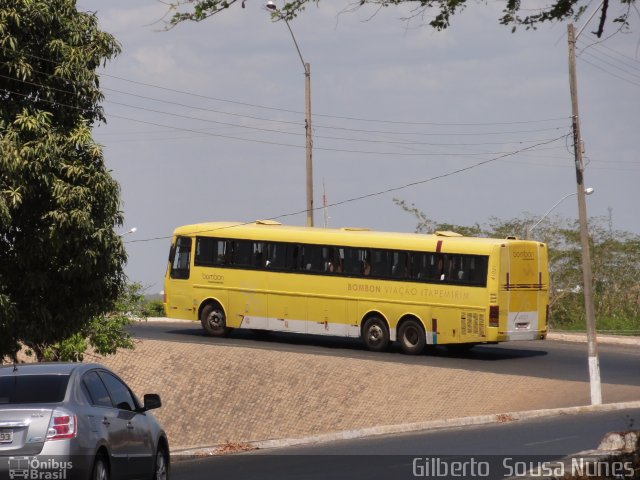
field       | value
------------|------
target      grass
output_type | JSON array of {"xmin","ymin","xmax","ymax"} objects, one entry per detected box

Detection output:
[{"xmin": 550, "ymin": 316, "xmax": 640, "ymax": 335}]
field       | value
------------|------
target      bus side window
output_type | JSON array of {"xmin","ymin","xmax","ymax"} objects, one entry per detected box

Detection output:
[
  {"xmin": 392, "ymin": 252, "xmax": 408, "ymax": 278},
  {"xmin": 265, "ymin": 243, "xmax": 276, "ymax": 268},
  {"xmin": 302, "ymin": 245, "xmax": 324, "ymax": 272},
  {"xmin": 360, "ymin": 249, "xmax": 371, "ymax": 276},
  {"xmin": 371, "ymin": 250, "xmax": 392, "ymax": 277},
  {"xmin": 410, "ymin": 252, "xmax": 428, "ymax": 280},
  {"xmin": 168, "ymin": 244, "xmax": 176, "ymax": 265},
  {"xmin": 195, "ymin": 237, "xmax": 226, "ymax": 266},
  {"xmin": 327, "ymin": 247, "xmax": 344, "ymax": 273},
  {"xmin": 335, "ymin": 248, "xmax": 344, "ymax": 273},
  {"xmin": 231, "ymin": 240, "xmax": 253, "ymax": 267},
  {"xmin": 170, "ymin": 237, "xmax": 192, "ymax": 279},
  {"xmin": 286, "ymin": 245, "xmax": 300, "ymax": 271},
  {"xmin": 323, "ymin": 247, "xmax": 340, "ymax": 273},
  {"xmin": 455, "ymin": 255, "xmax": 465, "ymax": 281},
  {"xmin": 266, "ymin": 243, "xmax": 291, "ymax": 270},
  {"xmin": 342, "ymin": 248, "xmax": 360, "ymax": 275},
  {"xmin": 437, "ymin": 254, "xmax": 450, "ymax": 281},
  {"xmin": 253, "ymin": 242, "xmax": 265, "ymax": 267}
]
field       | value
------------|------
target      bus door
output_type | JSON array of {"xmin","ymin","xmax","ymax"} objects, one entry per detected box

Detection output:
[
  {"xmin": 165, "ymin": 236, "xmax": 194, "ymax": 320},
  {"xmin": 500, "ymin": 242, "xmax": 548, "ymax": 340}
]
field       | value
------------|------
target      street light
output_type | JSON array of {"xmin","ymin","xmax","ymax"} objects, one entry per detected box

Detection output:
[
  {"xmin": 526, "ymin": 188, "xmax": 594, "ymax": 238},
  {"xmin": 266, "ymin": 1, "xmax": 314, "ymax": 227},
  {"xmin": 119, "ymin": 227, "xmax": 137, "ymax": 237}
]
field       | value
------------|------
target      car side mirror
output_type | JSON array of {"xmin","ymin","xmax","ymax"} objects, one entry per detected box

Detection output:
[{"xmin": 142, "ymin": 393, "xmax": 162, "ymax": 411}]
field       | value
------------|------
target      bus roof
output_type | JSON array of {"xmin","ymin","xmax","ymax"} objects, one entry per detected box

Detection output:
[{"xmin": 172, "ymin": 221, "xmax": 542, "ymax": 254}]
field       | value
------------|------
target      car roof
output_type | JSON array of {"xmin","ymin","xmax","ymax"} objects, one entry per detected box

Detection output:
[{"xmin": 0, "ymin": 362, "xmax": 105, "ymax": 376}]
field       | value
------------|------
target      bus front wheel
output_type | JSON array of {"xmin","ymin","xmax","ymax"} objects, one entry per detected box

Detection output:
[
  {"xmin": 200, "ymin": 303, "xmax": 229, "ymax": 337},
  {"xmin": 362, "ymin": 317, "xmax": 390, "ymax": 352},
  {"xmin": 398, "ymin": 319, "xmax": 426, "ymax": 355}
]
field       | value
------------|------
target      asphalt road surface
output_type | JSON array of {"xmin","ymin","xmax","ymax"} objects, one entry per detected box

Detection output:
[
  {"xmin": 173, "ymin": 408, "xmax": 640, "ymax": 480},
  {"xmin": 131, "ymin": 321, "xmax": 640, "ymax": 386}
]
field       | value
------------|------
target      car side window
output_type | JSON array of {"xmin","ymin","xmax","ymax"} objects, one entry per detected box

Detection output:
[
  {"xmin": 82, "ymin": 371, "xmax": 113, "ymax": 408},
  {"xmin": 98, "ymin": 372, "xmax": 136, "ymax": 412}
]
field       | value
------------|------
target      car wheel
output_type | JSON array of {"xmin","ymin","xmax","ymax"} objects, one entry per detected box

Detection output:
[
  {"xmin": 153, "ymin": 444, "xmax": 169, "ymax": 480},
  {"xmin": 91, "ymin": 454, "xmax": 109, "ymax": 480},
  {"xmin": 200, "ymin": 303, "xmax": 228, "ymax": 337},
  {"xmin": 362, "ymin": 316, "xmax": 389, "ymax": 352},
  {"xmin": 398, "ymin": 319, "xmax": 426, "ymax": 355}
]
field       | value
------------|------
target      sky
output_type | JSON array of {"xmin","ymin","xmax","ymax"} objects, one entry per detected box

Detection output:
[{"xmin": 75, "ymin": 0, "xmax": 639, "ymax": 293}]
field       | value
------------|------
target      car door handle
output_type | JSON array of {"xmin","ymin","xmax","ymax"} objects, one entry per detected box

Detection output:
[
  {"xmin": 126, "ymin": 422, "xmax": 134, "ymax": 430},
  {"xmin": 102, "ymin": 418, "xmax": 110, "ymax": 426}
]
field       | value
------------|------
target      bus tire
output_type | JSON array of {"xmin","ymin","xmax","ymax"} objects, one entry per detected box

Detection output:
[
  {"xmin": 362, "ymin": 316, "xmax": 390, "ymax": 352},
  {"xmin": 398, "ymin": 319, "xmax": 426, "ymax": 355},
  {"xmin": 200, "ymin": 303, "xmax": 228, "ymax": 337}
]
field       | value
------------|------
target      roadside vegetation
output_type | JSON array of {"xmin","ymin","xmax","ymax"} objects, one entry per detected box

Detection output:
[
  {"xmin": 142, "ymin": 296, "xmax": 166, "ymax": 318},
  {"xmin": 396, "ymin": 200, "xmax": 640, "ymax": 334}
]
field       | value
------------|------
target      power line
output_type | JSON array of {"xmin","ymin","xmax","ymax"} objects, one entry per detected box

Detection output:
[
  {"xmin": 578, "ymin": 56, "xmax": 640, "ymax": 87},
  {"xmin": 106, "ymin": 96, "xmax": 567, "ymax": 148},
  {"xmin": 97, "ymin": 72, "xmax": 571, "ymax": 126},
  {"xmin": 108, "ymin": 111, "xmax": 566, "ymax": 156},
  {"xmin": 1, "ymin": 46, "xmax": 571, "ymax": 128},
  {"xmin": 0, "ymin": 64, "xmax": 571, "ymax": 140},
  {"xmin": 125, "ymin": 133, "xmax": 570, "ymax": 244},
  {"xmin": 578, "ymin": 43, "xmax": 640, "ymax": 73},
  {"xmin": 578, "ymin": 39, "xmax": 640, "ymax": 66},
  {"xmin": 311, "ymin": 123, "xmax": 569, "ymax": 136},
  {"xmin": 0, "ymin": 84, "xmax": 571, "ymax": 157},
  {"xmin": 578, "ymin": 50, "xmax": 640, "ymax": 81},
  {"xmin": 97, "ymin": 127, "xmax": 566, "ymax": 147}
]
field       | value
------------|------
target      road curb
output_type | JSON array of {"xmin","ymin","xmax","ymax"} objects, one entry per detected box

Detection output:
[
  {"xmin": 139, "ymin": 317, "xmax": 194, "ymax": 324},
  {"xmin": 170, "ymin": 400, "xmax": 640, "ymax": 461},
  {"xmin": 547, "ymin": 332, "xmax": 640, "ymax": 346}
]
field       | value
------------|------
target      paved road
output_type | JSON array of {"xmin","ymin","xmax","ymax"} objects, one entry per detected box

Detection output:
[
  {"xmin": 173, "ymin": 408, "xmax": 640, "ymax": 480},
  {"xmin": 131, "ymin": 321, "xmax": 640, "ymax": 386}
]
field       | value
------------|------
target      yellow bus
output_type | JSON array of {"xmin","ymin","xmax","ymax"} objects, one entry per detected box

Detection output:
[{"xmin": 163, "ymin": 221, "xmax": 548, "ymax": 354}]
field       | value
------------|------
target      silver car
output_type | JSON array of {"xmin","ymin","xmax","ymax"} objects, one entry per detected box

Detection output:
[{"xmin": 0, "ymin": 363, "xmax": 169, "ymax": 480}]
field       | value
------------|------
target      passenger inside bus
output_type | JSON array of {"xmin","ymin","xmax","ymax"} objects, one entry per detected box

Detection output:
[{"xmin": 362, "ymin": 254, "xmax": 371, "ymax": 276}]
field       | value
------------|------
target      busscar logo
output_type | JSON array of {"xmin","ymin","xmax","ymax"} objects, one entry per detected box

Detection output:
[{"xmin": 8, "ymin": 457, "xmax": 73, "ymax": 480}]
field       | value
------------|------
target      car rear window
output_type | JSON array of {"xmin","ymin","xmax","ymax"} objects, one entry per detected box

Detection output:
[{"xmin": 0, "ymin": 375, "xmax": 70, "ymax": 404}]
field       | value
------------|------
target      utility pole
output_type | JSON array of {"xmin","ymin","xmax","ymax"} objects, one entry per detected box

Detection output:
[
  {"xmin": 567, "ymin": 23, "xmax": 602, "ymax": 405},
  {"xmin": 266, "ymin": 2, "xmax": 314, "ymax": 227},
  {"xmin": 305, "ymin": 62, "xmax": 314, "ymax": 227}
]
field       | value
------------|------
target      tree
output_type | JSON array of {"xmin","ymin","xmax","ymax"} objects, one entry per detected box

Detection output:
[
  {"xmin": 0, "ymin": 0, "xmax": 127, "ymax": 361},
  {"xmin": 166, "ymin": 0, "xmax": 634, "ymax": 37}
]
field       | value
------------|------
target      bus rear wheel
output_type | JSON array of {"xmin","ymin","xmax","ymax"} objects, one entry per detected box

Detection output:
[
  {"xmin": 398, "ymin": 319, "xmax": 426, "ymax": 355},
  {"xmin": 200, "ymin": 303, "xmax": 229, "ymax": 337},
  {"xmin": 362, "ymin": 317, "xmax": 390, "ymax": 352}
]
